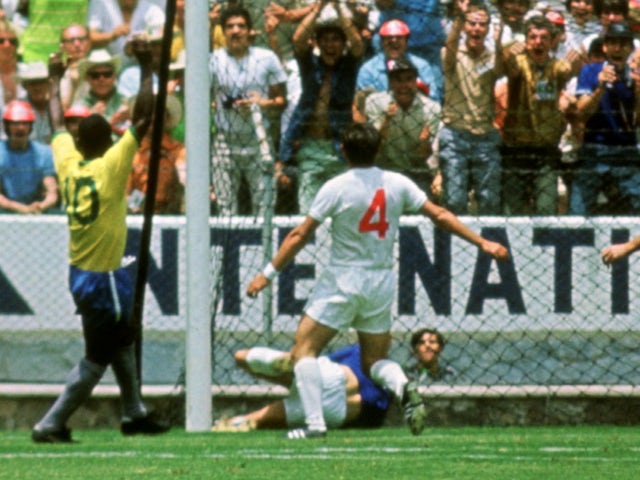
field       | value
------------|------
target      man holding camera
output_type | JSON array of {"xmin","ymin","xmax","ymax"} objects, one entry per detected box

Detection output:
[
  {"xmin": 209, "ymin": 4, "xmax": 287, "ymax": 216},
  {"xmin": 570, "ymin": 21, "xmax": 640, "ymax": 215}
]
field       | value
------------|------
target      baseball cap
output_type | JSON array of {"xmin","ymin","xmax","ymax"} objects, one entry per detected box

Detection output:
[
  {"xmin": 386, "ymin": 57, "xmax": 418, "ymax": 76},
  {"xmin": 604, "ymin": 21, "xmax": 634, "ymax": 41}
]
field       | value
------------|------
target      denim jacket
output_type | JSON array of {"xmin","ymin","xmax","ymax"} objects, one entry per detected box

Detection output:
[{"xmin": 278, "ymin": 49, "xmax": 360, "ymax": 163}]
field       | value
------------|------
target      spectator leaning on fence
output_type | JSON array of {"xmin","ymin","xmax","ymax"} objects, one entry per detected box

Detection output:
[
  {"xmin": 32, "ymin": 37, "xmax": 169, "ymax": 444},
  {"xmin": 439, "ymin": 0, "xmax": 503, "ymax": 215},
  {"xmin": 361, "ymin": 57, "xmax": 441, "ymax": 195},
  {"xmin": 209, "ymin": 5, "xmax": 287, "ymax": 216},
  {"xmin": 569, "ymin": 22, "xmax": 640, "ymax": 215},
  {"xmin": 500, "ymin": 15, "xmax": 572, "ymax": 215},
  {"xmin": 0, "ymin": 100, "xmax": 58, "ymax": 214}
]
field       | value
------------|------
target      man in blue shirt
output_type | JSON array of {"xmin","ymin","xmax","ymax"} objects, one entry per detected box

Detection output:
[
  {"xmin": 373, "ymin": 0, "xmax": 446, "ymax": 69},
  {"xmin": 0, "ymin": 100, "xmax": 58, "ymax": 214},
  {"xmin": 570, "ymin": 21, "xmax": 640, "ymax": 215},
  {"xmin": 357, "ymin": 19, "xmax": 443, "ymax": 103}
]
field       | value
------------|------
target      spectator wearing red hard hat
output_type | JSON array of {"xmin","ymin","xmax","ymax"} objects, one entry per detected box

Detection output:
[
  {"xmin": 0, "ymin": 100, "xmax": 59, "ymax": 214},
  {"xmin": 63, "ymin": 104, "xmax": 92, "ymax": 144},
  {"xmin": 356, "ymin": 19, "xmax": 442, "ymax": 103},
  {"xmin": 373, "ymin": 0, "xmax": 446, "ymax": 69}
]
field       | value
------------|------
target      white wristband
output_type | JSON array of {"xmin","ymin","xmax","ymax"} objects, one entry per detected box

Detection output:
[{"xmin": 262, "ymin": 262, "xmax": 278, "ymax": 281}]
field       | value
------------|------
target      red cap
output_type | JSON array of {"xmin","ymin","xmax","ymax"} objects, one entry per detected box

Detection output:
[
  {"xmin": 2, "ymin": 100, "xmax": 35, "ymax": 122},
  {"xmin": 379, "ymin": 20, "xmax": 410, "ymax": 37},
  {"xmin": 546, "ymin": 11, "xmax": 565, "ymax": 27},
  {"xmin": 64, "ymin": 104, "xmax": 92, "ymax": 119},
  {"xmin": 416, "ymin": 78, "xmax": 430, "ymax": 97}
]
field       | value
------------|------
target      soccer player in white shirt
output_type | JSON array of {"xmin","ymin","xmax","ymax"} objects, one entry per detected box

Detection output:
[{"xmin": 247, "ymin": 123, "xmax": 510, "ymax": 439}]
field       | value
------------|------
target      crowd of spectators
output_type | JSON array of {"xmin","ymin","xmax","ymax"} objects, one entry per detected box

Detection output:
[{"xmin": 1, "ymin": 0, "xmax": 640, "ymax": 216}]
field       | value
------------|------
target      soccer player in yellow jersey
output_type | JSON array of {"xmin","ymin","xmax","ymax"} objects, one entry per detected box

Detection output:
[{"xmin": 32, "ymin": 37, "xmax": 169, "ymax": 443}]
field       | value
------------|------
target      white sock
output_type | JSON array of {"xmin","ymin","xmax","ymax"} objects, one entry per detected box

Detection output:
[
  {"xmin": 370, "ymin": 359, "xmax": 408, "ymax": 401},
  {"xmin": 246, "ymin": 347, "xmax": 287, "ymax": 376},
  {"xmin": 294, "ymin": 357, "xmax": 326, "ymax": 432}
]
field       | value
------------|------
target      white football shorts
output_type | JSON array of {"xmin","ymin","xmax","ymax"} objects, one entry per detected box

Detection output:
[{"xmin": 304, "ymin": 265, "xmax": 395, "ymax": 334}]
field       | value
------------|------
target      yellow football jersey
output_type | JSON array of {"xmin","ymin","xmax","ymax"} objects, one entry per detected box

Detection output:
[{"xmin": 52, "ymin": 129, "xmax": 140, "ymax": 272}]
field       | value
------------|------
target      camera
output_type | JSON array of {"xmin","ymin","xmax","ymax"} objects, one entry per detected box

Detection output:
[{"xmin": 221, "ymin": 94, "xmax": 244, "ymax": 109}]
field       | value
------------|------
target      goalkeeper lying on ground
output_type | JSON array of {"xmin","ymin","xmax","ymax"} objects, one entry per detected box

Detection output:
[{"xmin": 213, "ymin": 328, "xmax": 452, "ymax": 431}]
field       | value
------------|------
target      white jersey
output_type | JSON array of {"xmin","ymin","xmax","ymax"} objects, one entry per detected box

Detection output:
[
  {"xmin": 209, "ymin": 46, "xmax": 287, "ymax": 141},
  {"xmin": 309, "ymin": 167, "xmax": 427, "ymax": 270}
]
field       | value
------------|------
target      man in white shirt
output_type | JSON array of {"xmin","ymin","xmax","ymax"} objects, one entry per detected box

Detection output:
[{"xmin": 209, "ymin": 5, "xmax": 287, "ymax": 216}]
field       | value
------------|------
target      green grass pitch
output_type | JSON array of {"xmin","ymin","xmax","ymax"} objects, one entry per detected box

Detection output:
[{"xmin": 1, "ymin": 425, "xmax": 639, "ymax": 479}]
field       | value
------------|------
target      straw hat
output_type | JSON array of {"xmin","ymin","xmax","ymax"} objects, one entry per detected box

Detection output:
[{"xmin": 78, "ymin": 49, "xmax": 122, "ymax": 80}]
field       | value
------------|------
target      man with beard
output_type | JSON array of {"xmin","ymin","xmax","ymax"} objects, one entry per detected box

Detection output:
[
  {"xmin": 439, "ymin": 0, "xmax": 503, "ymax": 215},
  {"xmin": 501, "ymin": 15, "xmax": 572, "ymax": 215}
]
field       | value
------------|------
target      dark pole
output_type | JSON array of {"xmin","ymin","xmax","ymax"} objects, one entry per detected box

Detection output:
[{"xmin": 132, "ymin": 0, "xmax": 178, "ymax": 385}]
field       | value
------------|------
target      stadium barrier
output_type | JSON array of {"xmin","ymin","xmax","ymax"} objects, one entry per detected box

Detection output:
[{"xmin": 2, "ymin": 214, "xmax": 640, "ymax": 426}]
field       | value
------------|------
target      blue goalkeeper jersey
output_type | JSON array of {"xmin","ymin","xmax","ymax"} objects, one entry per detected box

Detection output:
[{"xmin": 328, "ymin": 345, "xmax": 392, "ymax": 427}]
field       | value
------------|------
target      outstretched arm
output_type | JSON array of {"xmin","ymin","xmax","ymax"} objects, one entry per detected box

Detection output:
[
  {"xmin": 247, "ymin": 215, "xmax": 320, "ymax": 297},
  {"xmin": 420, "ymin": 200, "xmax": 510, "ymax": 260},
  {"xmin": 601, "ymin": 236, "xmax": 640, "ymax": 265},
  {"xmin": 129, "ymin": 37, "xmax": 154, "ymax": 139},
  {"xmin": 47, "ymin": 52, "xmax": 66, "ymax": 133}
]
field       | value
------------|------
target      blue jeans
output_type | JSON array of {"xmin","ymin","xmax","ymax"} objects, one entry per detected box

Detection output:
[
  {"xmin": 569, "ymin": 144, "xmax": 640, "ymax": 215},
  {"xmin": 501, "ymin": 145, "xmax": 560, "ymax": 215},
  {"xmin": 439, "ymin": 126, "xmax": 501, "ymax": 215}
]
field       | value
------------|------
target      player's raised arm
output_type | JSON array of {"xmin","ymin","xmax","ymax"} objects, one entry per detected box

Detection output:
[
  {"xmin": 246, "ymin": 216, "xmax": 321, "ymax": 298},
  {"xmin": 420, "ymin": 200, "xmax": 510, "ymax": 261},
  {"xmin": 129, "ymin": 36, "xmax": 154, "ymax": 140}
]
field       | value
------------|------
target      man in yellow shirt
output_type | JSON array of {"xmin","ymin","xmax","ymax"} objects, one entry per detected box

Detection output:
[{"xmin": 32, "ymin": 36, "xmax": 169, "ymax": 443}]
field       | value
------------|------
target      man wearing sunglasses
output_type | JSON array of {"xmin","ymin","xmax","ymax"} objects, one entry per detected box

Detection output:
[{"xmin": 77, "ymin": 49, "xmax": 127, "ymax": 134}]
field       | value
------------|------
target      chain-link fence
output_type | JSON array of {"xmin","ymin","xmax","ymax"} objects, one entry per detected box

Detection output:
[
  {"xmin": 2, "ymin": 0, "xmax": 640, "ymax": 424},
  {"xmin": 1, "ymin": 214, "xmax": 640, "ymax": 394}
]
